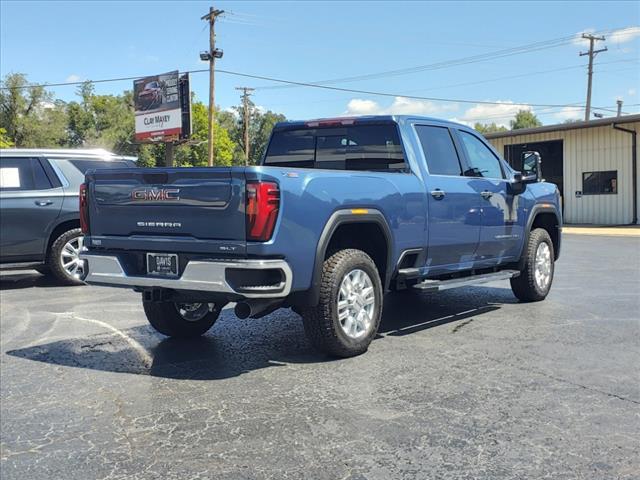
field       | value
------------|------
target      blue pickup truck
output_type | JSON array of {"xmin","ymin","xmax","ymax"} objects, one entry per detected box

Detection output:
[{"xmin": 81, "ymin": 116, "xmax": 561, "ymax": 357}]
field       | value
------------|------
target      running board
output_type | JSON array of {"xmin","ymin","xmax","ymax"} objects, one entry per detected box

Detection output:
[{"xmin": 413, "ymin": 270, "xmax": 520, "ymax": 292}]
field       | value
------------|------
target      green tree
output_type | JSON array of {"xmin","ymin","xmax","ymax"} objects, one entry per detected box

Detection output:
[
  {"xmin": 473, "ymin": 122, "xmax": 508, "ymax": 134},
  {"xmin": 174, "ymin": 101, "xmax": 235, "ymax": 167},
  {"xmin": 0, "ymin": 127, "xmax": 14, "ymax": 148},
  {"xmin": 66, "ymin": 82, "xmax": 136, "ymax": 155},
  {"xmin": 0, "ymin": 72, "xmax": 66, "ymax": 147},
  {"xmin": 222, "ymin": 99, "xmax": 286, "ymax": 165},
  {"xmin": 510, "ymin": 110, "xmax": 542, "ymax": 130}
]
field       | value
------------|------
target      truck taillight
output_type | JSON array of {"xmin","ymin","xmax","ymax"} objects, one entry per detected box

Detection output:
[
  {"xmin": 246, "ymin": 181, "xmax": 280, "ymax": 242},
  {"xmin": 79, "ymin": 183, "xmax": 89, "ymax": 234}
]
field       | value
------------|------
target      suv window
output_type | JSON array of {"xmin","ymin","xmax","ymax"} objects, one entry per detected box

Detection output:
[
  {"xmin": 458, "ymin": 131, "xmax": 504, "ymax": 179},
  {"xmin": 264, "ymin": 124, "xmax": 406, "ymax": 172},
  {"xmin": 415, "ymin": 125, "xmax": 462, "ymax": 176},
  {"xmin": 50, "ymin": 158, "xmax": 132, "ymax": 186},
  {"xmin": 0, "ymin": 158, "xmax": 52, "ymax": 191}
]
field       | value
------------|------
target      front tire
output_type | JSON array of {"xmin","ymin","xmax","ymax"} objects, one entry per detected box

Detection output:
[
  {"xmin": 143, "ymin": 297, "xmax": 221, "ymax": 338},
  {"xmin": 47, "ymin": 228, "xmax": 86, "ymax": 285},
  {"xmin": 301, "ymin": 249, "xmax": 383, "ymax": 358},
  {"xmin": 510, "ymin": 228, "xmax": 555, "ymax": 302}
]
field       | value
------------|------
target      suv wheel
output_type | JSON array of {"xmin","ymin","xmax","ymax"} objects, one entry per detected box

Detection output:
[
  {"xmin": 510, "ymin": 228, "xmax": 555, "ymax": 302},
  {"xmin": 301, "ymin": 249, "xmax": 383, "ymax": 357},
  {"xmin": 47, "ymin": 228, "xmax": 86, "ymax": 285},
  {"xmin": 142, "ymin": 297, "xmax": 222, "ymax": 338}
]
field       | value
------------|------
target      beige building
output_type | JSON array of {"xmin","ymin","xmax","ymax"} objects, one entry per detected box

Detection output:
[{"xmin": 486, "ymin": 114, "xmax": 639, "ymax": 225}]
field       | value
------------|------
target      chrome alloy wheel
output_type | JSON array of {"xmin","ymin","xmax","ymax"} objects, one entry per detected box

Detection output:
[
  {"xmin": 337, "ymin": 269, "xmax": 376, "ymax": 339},
  {"xmin": 175, "ymin": 303, "xmax": 214, "ymax": 322},
  {"xmin": 534, "ymin": 242, "xmax": 552, "ymax": 291},
  {"xmin": 60, "ymin": 235, "xmax": 86, "ymax": 280}
]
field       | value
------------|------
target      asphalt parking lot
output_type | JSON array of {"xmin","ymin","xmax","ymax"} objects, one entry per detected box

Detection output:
[{"xmin": 1, "ymin": 234, "xmax": 639, "ymax": 480}]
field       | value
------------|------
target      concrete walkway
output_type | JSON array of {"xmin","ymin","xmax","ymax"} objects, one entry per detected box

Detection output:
[{"xmin": 563, "ymin": 225, "xmax": 640, "ymax": 237}]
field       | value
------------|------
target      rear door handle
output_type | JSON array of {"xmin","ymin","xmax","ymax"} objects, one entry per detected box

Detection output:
[
  {"xmin": 480, "ymin": 191, "xmax": 493, "ymax": 199},
  {"xmin": 430, "ymin": 189, "xmax": 445, "ymax": 199},
  {"xmin": 35, "ymin": 200, "xmax": 53, "ymax": 206}
]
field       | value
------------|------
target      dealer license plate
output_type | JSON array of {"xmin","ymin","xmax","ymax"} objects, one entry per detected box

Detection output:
[{"xmin": 146, "ymin": 253, "xmax": 178, "ymax": 276}]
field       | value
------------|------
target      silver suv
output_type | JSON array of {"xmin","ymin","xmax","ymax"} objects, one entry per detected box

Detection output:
[{"xmin": 0, "ymin": 149, "xmax": 136, "ymax": 285}]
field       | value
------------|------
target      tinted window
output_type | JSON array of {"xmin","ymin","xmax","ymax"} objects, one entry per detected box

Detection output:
[
  {"xmin": 346, "ymin": 125, "xmax": 405, "ymax": 171},
  {"xmin": 264, "ymin": 130, "xmax": 315, "ymax": 168},
  {"xmin": 68, "ymin": 159, "xmax": 131, "ymax": 174},
  {"xmin": 458, "ymin": 131, "xmax": 504, "ymax": 179},
  {"xmin": 583, "ymin": 171, "xmax": 617, "ymax": 194},
  {"xmin": 264, "ymin": 124, "xmax": 406, "ymax": 172},
  {"xmin": 51, "ymin": 158, "xmax": 132, "ymax": 186},
  {"xmin": 0, "ymin": 158, "xmax": 52, "ymax": 191},
  {"xmin": 316, "ymin": 135, "xmax": 347, "ymax": 169},
  {"xmin": 415, "ymin": 125, "xmax": 462, "ymax": 176}
]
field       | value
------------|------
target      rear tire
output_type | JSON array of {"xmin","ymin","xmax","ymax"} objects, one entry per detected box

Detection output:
[
  {"xmin": 142, "ymin": 297, "xmax": 221, "ymax": 338},
  {"xmin": 301, "ymin": 249, "xmax": 383, "ymax": 358},
  {"xmin": 510, "ymin": 228, "xmax": 555, "ymax": 302},
  {"xmin": 47, "ymin": 228, "xmax": 86, "ymax": 286}
]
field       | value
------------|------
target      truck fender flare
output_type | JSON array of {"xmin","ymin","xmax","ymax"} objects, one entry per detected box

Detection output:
[
  {"xmin": 308, "ymin": 208, "xmax": 394, "ymax": 306},
  {"xmin": 518, "ymin": 204, "xmax": 562, "ymax": 269}
]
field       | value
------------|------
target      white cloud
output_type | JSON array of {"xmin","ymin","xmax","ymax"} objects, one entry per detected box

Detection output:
[
  {"xmin": 628, "ymin": 88, "xmax": 637, "ymax": 96},
  {"xmin": 573, "ymin": 27, "xmax": 640, "ymax": 48},
  {"xmin": 66, "ymin": 74, "xmax": 82, "ymax": 82},
  {"xmin": 458, "ymin": 101, "xmax": 532, "ymax": 128},
  {"xmin": 344, "ymin": 96, "xmax": 457, "ymax": 116},
  {"xmin": 609, "ymin": 26, "xmax": 640, "ymax": 44},
  {"xmin": 553, "ymin": 106, "xmax": 583, "ymax": 122}
]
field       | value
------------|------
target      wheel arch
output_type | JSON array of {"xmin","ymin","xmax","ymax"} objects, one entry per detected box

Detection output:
[
  {"xmin": 303, "ymin": 209, "xmax": 394, "ymax": 307},
  {"xmin": 520, "ymin": 206, "xmax": 562, "ymax": 268},
  {"xmin": 45, "ymin": 218, "xmax": 80, "ymax": 261}
]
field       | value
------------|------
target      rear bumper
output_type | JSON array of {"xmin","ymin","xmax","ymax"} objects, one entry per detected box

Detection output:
[{"xmin": 80, "ymin": 253, "xmax": 293, "ymax": 298}]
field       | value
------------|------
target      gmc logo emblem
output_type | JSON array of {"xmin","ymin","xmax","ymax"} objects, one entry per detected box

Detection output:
[{"xmin": 131, "ymin": 188, "xmax": 180, "ymax": 201}]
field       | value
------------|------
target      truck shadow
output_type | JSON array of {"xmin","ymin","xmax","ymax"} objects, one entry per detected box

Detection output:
[
  {"xmin": 6, "ymin": 286, "xmax": 517, "ymax": 381},
  {"xmin": 0, "ymin": 271, "xmax": 73, "ymax": 290}
]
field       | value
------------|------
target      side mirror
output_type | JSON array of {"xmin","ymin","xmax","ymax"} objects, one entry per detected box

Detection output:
[
  {"xmin": 508, "ymin": 172, "xmax": 526, "ymax": 195},
  {"xmin": 522, "ymin": 150, "xmax": 542, "ymax": 181}
]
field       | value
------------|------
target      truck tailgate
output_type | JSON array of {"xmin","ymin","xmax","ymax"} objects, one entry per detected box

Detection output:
[{"xmin": 86, "ymin": 167, "xmax": 246, "ymax": 252}]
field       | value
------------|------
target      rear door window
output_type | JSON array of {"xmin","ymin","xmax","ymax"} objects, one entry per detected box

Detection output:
[
  {"xmin": 264, "ymin": 124, "xmax": 406, "ymax": 172},
  {"xmin": 0, "ymin": 158, "xmax": 52, "ymax": 191},
  {"xmin": 415, "ymin": 125, "xmax": 462, "ymax": 176}
]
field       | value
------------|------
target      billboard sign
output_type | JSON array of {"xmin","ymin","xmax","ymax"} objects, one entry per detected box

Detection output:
[{"xmin": 134, "ymin": 71, "xmax": 182, "ymax": 142}]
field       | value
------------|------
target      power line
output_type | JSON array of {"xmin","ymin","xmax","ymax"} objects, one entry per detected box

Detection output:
[
  {"xmin": 254, "ymin": 27, "xmax": 637, "ymax": 90},
  {"xmin": 1, "ymin": 65, "xmax": 628, "ymax": 112}
]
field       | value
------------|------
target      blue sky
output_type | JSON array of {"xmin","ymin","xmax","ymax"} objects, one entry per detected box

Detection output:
[{"xmin": 1, "ymin": 1, "xmax": 639, "ymax": 126}]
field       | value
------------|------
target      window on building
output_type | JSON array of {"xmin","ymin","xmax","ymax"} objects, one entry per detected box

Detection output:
[
  {"xmin": 458, "ymin": 130, "xmax": 504, "ymax": 179},
  {"xmin": 415, "ymin": 125, "xmax": 462, "ymax": 176},
  {"xmin": 582, "ymin": 170, "xmax": 617, "ymax": 195}
]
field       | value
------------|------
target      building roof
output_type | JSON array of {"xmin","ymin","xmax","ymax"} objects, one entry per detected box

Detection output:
[{"xmin": 484, "ymin": 113, "xmax": 640, "ymax": 140}]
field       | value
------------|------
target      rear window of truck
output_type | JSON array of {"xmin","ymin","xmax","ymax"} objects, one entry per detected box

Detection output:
[{"xmin": 264, "ymin": 124, "xmax": 406, "ymax": 172}]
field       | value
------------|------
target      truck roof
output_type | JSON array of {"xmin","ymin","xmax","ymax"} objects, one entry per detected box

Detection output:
[{"xmin": 273, "ymin": 115, "xmax": 468, "ymax": 130}]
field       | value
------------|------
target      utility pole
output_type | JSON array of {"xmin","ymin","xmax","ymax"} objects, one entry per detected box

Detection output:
[
  {"xmin": 580, "ymin": 33, "xmax": 607, "ymax": 122},
  {"xmin": 235, "ymin": 87, "xmax": 255, "ymax": 165},
  {"xmin": 616, "ymin": 99, "xmax": 623, "ymax": 117},
  {"xmin": 201, "ymin": 6, "xmax": 224, "ymax": 166}
]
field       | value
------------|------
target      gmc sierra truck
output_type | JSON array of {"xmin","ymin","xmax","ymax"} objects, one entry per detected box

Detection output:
[{"xmin": 80, "ymin": 116, "xmax": 561, "ymax": 357}]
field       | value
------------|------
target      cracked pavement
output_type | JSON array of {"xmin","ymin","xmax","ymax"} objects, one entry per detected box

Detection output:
[{"xmin": 1, "ymin": 235, "xmax": 639, "ymax": 479}]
